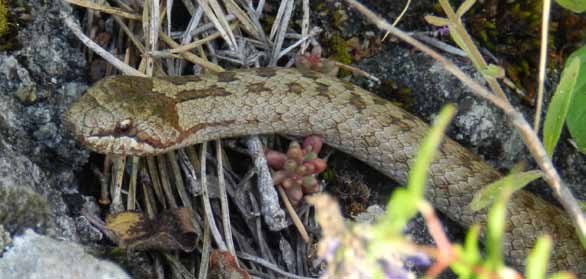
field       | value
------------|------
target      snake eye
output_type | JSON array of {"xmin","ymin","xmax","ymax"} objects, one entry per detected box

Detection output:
[{"xmin": 115, "ymin": 119, "xmax": 136, "ymax": 135}]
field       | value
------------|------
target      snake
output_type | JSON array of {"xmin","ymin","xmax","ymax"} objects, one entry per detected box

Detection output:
[{"xmin": 64, "ymin": 67, "xmax": 586, "ymax": 275}]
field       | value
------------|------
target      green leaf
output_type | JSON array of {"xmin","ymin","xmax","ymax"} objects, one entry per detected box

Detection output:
[
  {"xmin": 525, "ymin": 235, "xmax": 552, "ymax": 279},
  {"xmin": 543, "ymin": 57, "xmax": 580, "ymax": 157},
  {"xmin": 383, "ymin": 189, "xmax": 418, "ymax": 233},
  {"xmin": 548, "ymin": 272, "xmax": 578, "ymax": 279},
  {"xmin": 424, "ymin": 15, "xmax": 450, "ymax": 27},
  {"xmin": 481, "ymin": 64, "xmax": 505, "ymax": 79},
  {"xmin": 456, "ymin": 0, "xmax": 477, "ymax": 17},
  {"xmin": 485, "ymin": 186, "xmax": 510, "ymax": 271},
  {"xmin": 379, "ymin": 105, "xmax": 456, "ymax": 234},
  {"xmin": 566, "ymin": 46, "xmax": 586, "ymax": 153},
  {"xmin": 556, "ymin": 0, "xmax": 586, "ymax": 13},
  {"xmin": 468, "ymin": 170, "xmax": 543, "ymax": 211},
  {"xmin": 463, "ymin": 224, "xmax": 481, "ymax": 264},
  {"xmin": 406, "ymin": 104, "xmax": 457, "ymax": 199}
]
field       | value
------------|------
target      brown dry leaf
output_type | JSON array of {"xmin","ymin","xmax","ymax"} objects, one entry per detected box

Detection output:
[
  {"xmin": 208, "ymin": 250, "xmax": 251, "ymax": 279},
  {"xmin": 105, "ymin": 207, "xmax": 198, "ymax": 252}
]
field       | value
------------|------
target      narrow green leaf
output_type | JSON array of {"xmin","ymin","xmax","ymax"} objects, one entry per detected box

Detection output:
[
  {"xmin": 548, "ymin": 272, "xmax": 578, "ymax": 279},
  {"xmin": 379, "ymin": 105, "xmax": 456, "ymax": 234},
  {"xmin": 543, "ymin": 57, "xmax": 580, "ymax": 157},
  {"xmin": 555, "ymin": 0, "xmax": 586, "ymax": 13},
  {"xmin": 468, "ymin": 170, "xmax": 543, "ymax": 211},
  {"xmin": 424, "ymin": 15, "xmax": 450, "ymax": 27},
  {"xmin": 406, "ymin": 104, "xmax": 457, "ymax": 199},
  {"xmin": 481, "ymin": 64, "xmax": 505, "ymax": 79},
  {"xmin": 383, "ymin": 189, "xmax": 418, "ymax": 233},
  {"xmin": 456, "ymin": 0, "xmax": 477, "ymax": 17},
  {"xmin": 463, "ymin": 224, "xmax": 481, "ymax": 264},
  {"xmin": 525, "ymin": 235, "xmax": 552, "ymax": 279},
  {"xmin": 566, "ymin": 46, "xmax": 586, "ymax": 153},
  {"xmin": 485, "ymin": 187, "xmax": 510, "ymax": 271}
]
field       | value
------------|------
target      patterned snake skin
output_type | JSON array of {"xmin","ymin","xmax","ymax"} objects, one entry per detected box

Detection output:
[{"xmin": 64, "ymin": 67, "xmax": 586, "ymax": 275}]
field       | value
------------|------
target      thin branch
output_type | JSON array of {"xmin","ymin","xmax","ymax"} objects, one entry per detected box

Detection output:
[{"xmin": 533, "ymin": 0, "xmax": 553, "ymax": 131}]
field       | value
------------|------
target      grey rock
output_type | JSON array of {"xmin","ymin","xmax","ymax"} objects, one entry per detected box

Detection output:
[{"xmin": 0, "ymin": 230, "xmax": 130, "ymax": 279}]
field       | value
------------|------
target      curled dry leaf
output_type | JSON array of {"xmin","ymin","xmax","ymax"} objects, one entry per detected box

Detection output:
[
  {"xmin": 104, "ymin": 207, "xmax": 198, "ymax": 252},
  {"xmin": 208, "ymin": 250, "xmax": 251, "ymax": 279}
]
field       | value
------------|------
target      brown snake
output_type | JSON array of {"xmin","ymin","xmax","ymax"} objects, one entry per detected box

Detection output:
[{"xmin": 64, "ymin": 67, "xmax": 586, "ymax": 275}]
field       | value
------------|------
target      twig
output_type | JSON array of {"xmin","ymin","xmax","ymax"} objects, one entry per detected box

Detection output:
[
  {"xmin": 344, "ymin": 0, "xmax": 586, "ymax": 239},
  {"xmin": 127, "ymin": 156, "xmax": 140, "ymax": 210},
  {"xmin": 533, "ymin": 0, "xmax": 553, "ymax": 131},
  {"xmin": 238, "ymin": 252, "xmax": 317, "ymax": 279},
  {"xmin": 245, "ymin": 136, "xmax": 287, "ymax": 230},
  {"xmin": 277, "ymin": 186, "xmax": 310, "ymax": 243},
  {"xmin": 110, "ymin": 155, "xmax": 126, "ymax": 214}
]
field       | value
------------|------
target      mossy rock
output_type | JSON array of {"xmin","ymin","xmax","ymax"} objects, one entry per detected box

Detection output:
[{"xmin": 0, "ymin": 185, "xmax": 54, "ymax": 235}]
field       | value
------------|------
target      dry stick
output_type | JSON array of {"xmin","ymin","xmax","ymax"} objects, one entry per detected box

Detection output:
[
  {"xmin": 344, "ymin": 0, "xmax": 586, "ymax": 238},
  {"xmin": 277, "ymin": 186, "xmax": 310, "ymax": 243},
  {"xmin": 245, "ymin": 137, "xmax": 288, "ymax": 230},
  {"xmin": 200, "ymin": 142, "xmax": 228, "ymax": 251},
  {"xmin": 438, "ymin": 0, "xmax": 508, "ymax": 102},
  {"xmin": 127, "ymin": 156, "xmax": 140, "ymax": 210},
  {"xmin": 159, "ymin": 31, "xmax": 225, "ymax": 73},
  {"xmin": 169, "ymin": 31, "xmax": 225, "ymax": 53},
  {"xmin": 533, "ymin": 0, "xmax": 553, "ymax": 131},
  {"xmin": 216, "ymin": 140, "xmax": 238, "ymax": 261},
  {"xmin": 157, "ymin": 154, "xmax": 179, "ymax": 209},
  {"xmin": 197, "ymin": 218, "xmax": 212, "ymax": 279},
  {"xmin": 61, "ymin": 11, "xmax": 145, "ymax": 76},
  {"xmin": 110, "ymin": 155, "xmax": 126, "ymax": 213},
  {"xmin": 64, "ymin": 0, "xmax": 142, "ymax": 20},
  {"xmin": 238, "ymin": 252, "xmax": 316, "ymax": 279},
  {"xmin": 269, "ymin": 0, "xmax": 295, "ymax": 66},
  {"xmin": 300, "ymin": 0, "xmax": 310, "ymax": 53},
  {"xmin": 166, "ymin": 151, "xmax": 192, "ymax": 208}
]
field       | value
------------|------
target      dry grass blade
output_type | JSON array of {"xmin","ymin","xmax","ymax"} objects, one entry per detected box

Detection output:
[
  {"xmin": 216, "ymin": 140, "xmax": 238, "ymax": 261},
  {"xmin": 200, "ymin": 142, "xmax": 228, "ymax": 250},
  {"xmin": 198, "ymin": 0, "xmax": 238, "ymax": 51},
  {"xmin": 224, "ymin": 0, "xmax": 263, "ymax": 41},
  {"xmin": 61, "ymin": 11, "xmax": 145, "ymax": 76},
  {"xmin": 159, "ymin": 32, "xmax": 225, "ymax": 72},
  {"xmin": 268, "ymin": 0, "xmax": 295, "ymax": 65},
  {"xmin": 64, "ymin": 0, "xmax": 142, "ymax": 20}
]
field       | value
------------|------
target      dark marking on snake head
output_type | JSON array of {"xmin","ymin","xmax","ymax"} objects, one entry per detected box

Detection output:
[
  {"xmin": 255, "ymin": 68, "xmax": 278, "ymax": 78},
  {"xmin": 163, "ymin": 75, "xmax": 203, "ymax": 85},
  {"xmin": 287, "ymin": 82, "xmax": 305, "ymax": 95},
  {"xmin": 100, "ymin": 76, "xmax": 181, "ymax": 131},
  {"xmin": 217, "ymin": 71, "xmax": 238, "ymax": 82},
  {"xmin": 175, "ymin": 85, "xmax": 231, "ymax": 102},
  {"xmin": 247, "ymin": 82, "xmax": 271, "ymax": 93}
]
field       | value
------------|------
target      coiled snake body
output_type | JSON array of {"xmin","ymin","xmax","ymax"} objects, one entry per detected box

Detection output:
[{"xmin": 64, "ymin": 67, "xmax": 586, "ymax": 275}]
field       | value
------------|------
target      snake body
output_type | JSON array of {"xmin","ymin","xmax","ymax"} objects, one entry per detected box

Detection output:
[{"xmin": 64, "ymin": 67, "xmax": 586, "ymax": 274}]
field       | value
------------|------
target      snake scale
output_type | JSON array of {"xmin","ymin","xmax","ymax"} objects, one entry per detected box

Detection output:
[{"xmin": 64, "ymin": 67, "xmax": 586, "ymax": 275}]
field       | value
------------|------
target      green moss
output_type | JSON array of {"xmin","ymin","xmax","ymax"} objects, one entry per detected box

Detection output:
[
  {"xmin": 0, "ymin": 0, "xmax": 8, "ymax": 37},
  {"xmin": 326, "ymin": 33, "xmax": 352, "ymax": 76},
  {"xmin": 0, "ymin": 185, "xmax": 53, "ymax": 235}
]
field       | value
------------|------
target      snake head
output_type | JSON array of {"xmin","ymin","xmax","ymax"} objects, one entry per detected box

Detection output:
[{"xmin": 64, "ymin": 76, "xmax": 181, "ymax": 156}]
